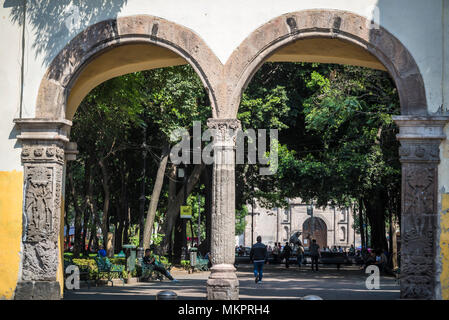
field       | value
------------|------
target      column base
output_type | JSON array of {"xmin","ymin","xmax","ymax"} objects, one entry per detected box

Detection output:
[
  {"xmin": 14, "ymin": 281, "xmax": 61, "ymax": 300},
  {"xmin": 206, "ymin": 264, "xmax": 239, "ymax": 300}
]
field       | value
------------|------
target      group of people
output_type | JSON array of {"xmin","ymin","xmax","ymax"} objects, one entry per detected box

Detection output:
[
  {"xmin": 270, "ymin": 242, "xmax": 295, "ymax": 267},
  {"xmin": 96, "ymin": 238, "xmax": 390, "ymax": 286},
  {"xmin": 249, "ymin": 236, "xmax": 315, "ymax": 283},
  {"xmin": 319, "ymin": 245, "xmax": 356, "ymax": 255},
  {"xmin": 360, "ymin": 248, "xmax": 389, "ymax": 272}
]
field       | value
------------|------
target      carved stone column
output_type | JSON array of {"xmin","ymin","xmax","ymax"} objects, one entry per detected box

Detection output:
[
  {"xmin": 13, "ymin": 119, "xmax": 76, "ymax": 300},
  {"xmin": 206, "ymin": 118, "xmax": 240, "ymax": 300},
  {"xmin": 393, "ymin": 116, "xmax": 449, "ymax": 299}
]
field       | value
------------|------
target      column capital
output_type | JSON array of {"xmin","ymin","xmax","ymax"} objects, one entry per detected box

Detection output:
[
  {"xmin": 393, "ymin": 116, "xmax": 449, "ymax": 164},
  {"xmin": 206, "ymin": 118, "xmax": 241, "ymax": 149},
  {"xmin": 206, "ymin": 118, "xmax": 241, "ymax": 130},
  {"xmin": 14, "ymin": 118, "xmax": 72, "ymax": 143},
  {"xmin": 392, "ymin": 115, "xmax": 449, "ymax": 141},
  {"xmin": 14, "ymin": 118, "xmax": 78, "ymax": 161}
]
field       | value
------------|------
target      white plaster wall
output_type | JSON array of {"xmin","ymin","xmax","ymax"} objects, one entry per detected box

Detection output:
[
  {"xmin": 13, "ymin": 0, "xmax": 445, "ymax": 118},
  {"xmin": 0, "ymin": 5, "xmax": 25, "ymax": 172},
  {"xmin": 0, "ymin": 0, "xmax": 447, "ymax": 166}
]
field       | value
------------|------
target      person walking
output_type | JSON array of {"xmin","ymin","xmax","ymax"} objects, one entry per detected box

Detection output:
[
  {"xmin": 310, "ymin": 239, "xmax": 321, "ymax": 272},
  {"xmin": 282, "ymin": 242, "xmax": 292, "ymax": 268},
  {"xmin": 250, "ymin": 236, "xmax": 268, "ymax": 284}
]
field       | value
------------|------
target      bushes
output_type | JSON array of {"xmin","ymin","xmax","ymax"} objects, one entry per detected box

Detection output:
[
  {"xmin": 180, "ymin": 260, "xmax": 190, "ymax": 270},
  {"xmin": 70, "ymin": 257, "xmax": 129, "ymax": 280},
  {"xmin": 65, "ymin": 252, "xmax": 176, "ymax": 280}
]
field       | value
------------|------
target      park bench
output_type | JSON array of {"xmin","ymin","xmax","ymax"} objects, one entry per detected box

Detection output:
[
  {"xmin": 317, "ymin": 252, "xmax": 350, "ymax": 270},
  {"xmin": 188, "ymin": 253, "xmax": 209, "ymax": 273},
  {"xmin": 196, "ymin": 254, "xmax": 210, "ymax": 271},
  {"xmin": 93, "ymin": 256, "xmax": 125, "ymax": 286},
  {"xmin": 63, "ymin": 256, "xmax": 91, "ymax": 288}
]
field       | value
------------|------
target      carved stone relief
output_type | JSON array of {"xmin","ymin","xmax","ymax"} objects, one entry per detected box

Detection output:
[
  {"xmin": 19, "ymin": 143, "xmax": 65, "ymax": 285},
  {"xmin": 399, "ymin": 142, "xmax": 439, "ymax": 299}
]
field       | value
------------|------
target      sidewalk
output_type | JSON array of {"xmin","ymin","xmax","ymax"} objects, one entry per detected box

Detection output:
[{"xmin": 64, "ymin": 264, "xmax": 400, "ymax": 300}]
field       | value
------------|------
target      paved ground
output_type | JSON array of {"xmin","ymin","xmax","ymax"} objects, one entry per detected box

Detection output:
[{"xmin": 63, "ymin": 264, "xmax": 400, "ymax": 300}]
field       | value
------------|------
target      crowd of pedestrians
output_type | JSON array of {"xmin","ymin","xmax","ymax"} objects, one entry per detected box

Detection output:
[{"xmin": 244, "ymin": 236, "xmax": 395, "ymax": 284}]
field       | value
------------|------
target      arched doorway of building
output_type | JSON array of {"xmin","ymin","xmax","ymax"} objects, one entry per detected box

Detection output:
[{"xmin": 302, "ymin": 217, "xmax": 327, "ymax": 249}]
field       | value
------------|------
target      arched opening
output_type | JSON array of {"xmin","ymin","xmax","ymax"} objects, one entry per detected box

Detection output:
[
  {"xmin": 65, "ymin": 43, "xmax": 187, "ymax": 120},
  {"xmin": 303, "ymin": 217, "xmax": 328, "ymax": 249},
  {"xmin": 34, "ymin": 15, "xmax": 222, "ymax": 120},
  {"xmin": 231, "ymin": 10, "xmax": 439, "ymax": 301},
  {"xmin": 14, "ymin": 15, "xmax": 221, "ymax": 300}
]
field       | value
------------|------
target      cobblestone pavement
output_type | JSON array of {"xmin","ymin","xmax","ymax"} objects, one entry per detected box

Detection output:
[{"xmin": 63, "ymin": 264, "xmax": 400, "ymax": 300}]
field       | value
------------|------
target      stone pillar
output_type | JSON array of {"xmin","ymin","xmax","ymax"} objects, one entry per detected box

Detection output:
[
  {"xmin": 13, "ymin": 119, "xmax": 76, "ymax": 300},
  {"xmin": 393, "ymin": 116, "xmax": 449, "ymax": 299},
  {"xmin": 206, "ymin": 118, "xmax": 240, "ymax": 300}
]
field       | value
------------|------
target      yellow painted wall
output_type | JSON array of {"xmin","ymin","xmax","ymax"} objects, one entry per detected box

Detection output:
[
  {"xmin": 0, "ymin": 171, "xmax": 23, "ymax": 300},
  {"xmin": 57, "ymin": 198, "xmax": 64, "ymax": 298},
  {"xmin": 440, "ymin": 194, "xmax": 449, "ymax": 300}
]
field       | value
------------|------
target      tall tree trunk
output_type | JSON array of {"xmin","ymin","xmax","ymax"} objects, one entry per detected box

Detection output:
[
  {"xmin": 123, "ymin": 207, "xmax": 131, "ymax": 245},
  {"xmin": 115, "ymin": 158, "xmax": 128, "ymax": 251},
  {"xmin": 166, "ymin": 164, "xmax": 177, "ymax": 261},
  {"xmin": 86, "ymin": 168, "xmax": 99, "ymax": 253},
  {"xmin": 160, "ymin": 164, "xmax": 205, "ymax": 253},
  {"xmin": 82, "ymin": 165, "xmax": 94, "ymax": 256},
  {"xmin": 198, "ymin": 165, "xmax": 212, "ymax": 256},
  {"xmin": 363, "ymin": 192, "xmax": 388, "ymax": 251},
  {"xmin": 82, "ymin": 209, "xmax": 89, "ymax": 255},
  {"xmin": 98, "ymin": 158, "xmax": 111, "ymax": 250},
  {"xmin": 358, "ymin": 198, "xmax": 366, "ymax": 249},
  {"xmin": 64, "ymin": 181, "xmax": 71, "ymax": 252},
  {"xmin": 173, "ymin": 165, "xmax": 186, "ymax": 265},
  {"xmin": 142, "ymin": 143, "xmax": 170, "ymax": 249},
  {"xmin": 173, "ymin": 215, "xmax": 186, "ymax": 265},
  {"xmin": 115, "ymin": 205, "xmax": 123, "ymax": 253},
  {"xmin": 67, "ymin": 167, "xmax": 84, "ymax": 258}
]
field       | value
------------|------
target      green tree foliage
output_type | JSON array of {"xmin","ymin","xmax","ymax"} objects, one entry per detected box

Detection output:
[
  {"xmin": 242, "ymin": 62, "xmax": 400, "ymax": 250},
  {"xmin": 67, "ymin": 61, "xmax": 400, "ymax": 260}
]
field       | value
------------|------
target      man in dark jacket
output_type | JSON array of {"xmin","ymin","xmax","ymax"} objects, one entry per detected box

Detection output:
[
  {"xmin": 250, "ymin": 236, "xmax": 268, "ymax": 284},
  {"xmin": 310, "ymin": 239, "xmax": 321, "ymax": 272},
  {"xmin": 282, "ymin": 242, "xmax": 292, "ymax": 268}
]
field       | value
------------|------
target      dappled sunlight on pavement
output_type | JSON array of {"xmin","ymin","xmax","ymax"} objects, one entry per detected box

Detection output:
[{"xmin": 64, "ymin": 264, "xmax": 399, "ymax": 300}]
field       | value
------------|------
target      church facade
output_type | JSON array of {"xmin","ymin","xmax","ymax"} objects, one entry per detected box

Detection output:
[{"xmin": 238, "ymin": 199, "xmax": 360, "ymax": 250}]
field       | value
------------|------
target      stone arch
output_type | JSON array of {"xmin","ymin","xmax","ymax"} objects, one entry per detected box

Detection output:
[
  {"xmin": 14, "ymin": 14, "xmax": 225, "ymax": 300},
  {"xmin": 35, "ymin": 15, "xmax": 223, "ymax": 120},
  {"xmin": 223, "ymin": 9, "xmax": 427, "ymax": 117}
]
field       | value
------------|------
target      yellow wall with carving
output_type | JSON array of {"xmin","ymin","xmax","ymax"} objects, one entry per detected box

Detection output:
[
  {"xmin": 0, "ymin": 171, "xmax": 23, "ymax": 300},
  {"xmin": 440, "ymin": 194, "xmax": 449, "ymax": 299}
]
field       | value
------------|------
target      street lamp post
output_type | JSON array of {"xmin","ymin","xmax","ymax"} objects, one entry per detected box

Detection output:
[
  {"xmin": 251, "ymin": 197, "xmax": 254, "ymax": 246},
  {"xmin": 138, "ymin": 125, "xmax": 147, "ymax": 248},
  {"xmin": 307, "ymin": 204, "xmax": 314, "ymax": 239},
  {"xmin": 197, "ymin": 194, "xmax": 201, "ymax": 247}
]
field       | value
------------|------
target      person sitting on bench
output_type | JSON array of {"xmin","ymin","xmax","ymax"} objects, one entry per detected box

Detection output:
[{"xmin": 143, "ymin": 246, "xmax": 178, "ymax": 282}]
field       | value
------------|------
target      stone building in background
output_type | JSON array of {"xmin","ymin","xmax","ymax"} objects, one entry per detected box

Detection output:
[{"xmin": 238, "ymin": 198, "xmax": 360, "ymax": 250}]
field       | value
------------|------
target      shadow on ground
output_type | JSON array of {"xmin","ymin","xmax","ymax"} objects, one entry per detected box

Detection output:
[{"xmin": 64, "ymin": 264, "xmax": 400, "ymax": 300}]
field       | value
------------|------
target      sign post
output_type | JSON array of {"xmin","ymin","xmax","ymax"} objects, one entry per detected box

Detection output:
[{"xmin": 180, "ymin": 206, "xmax": 192, "ymax": 219}]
